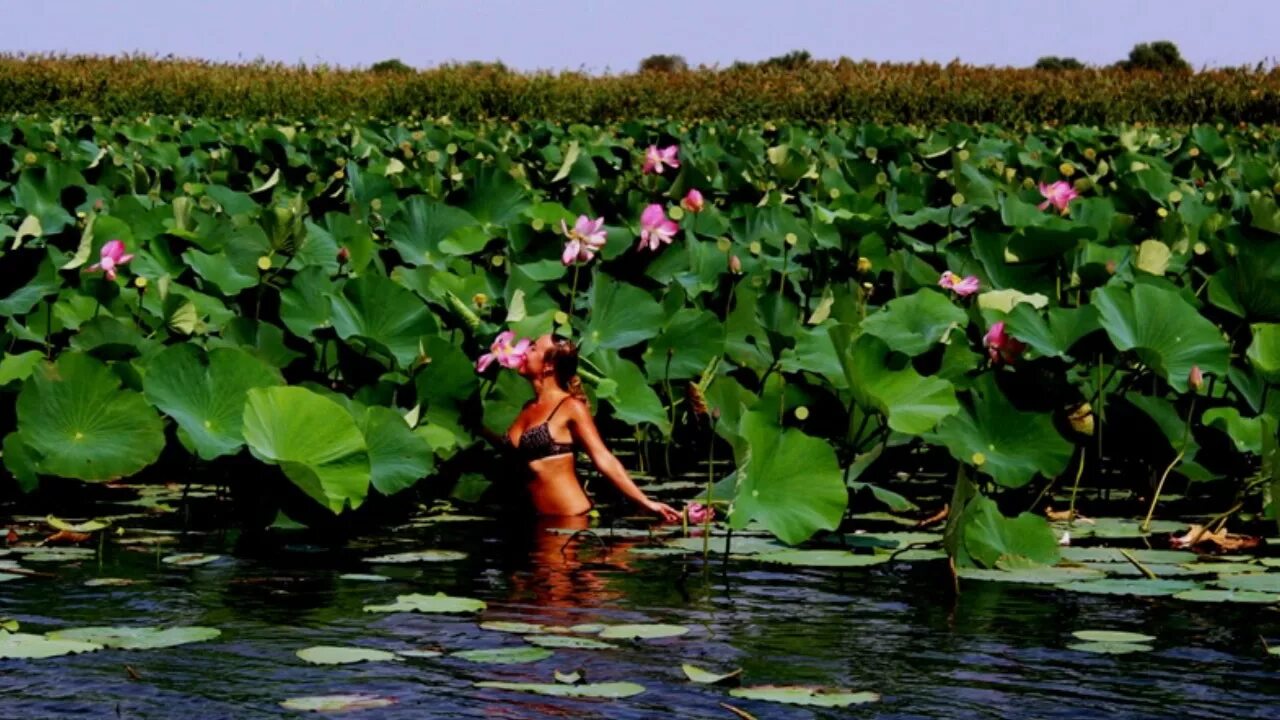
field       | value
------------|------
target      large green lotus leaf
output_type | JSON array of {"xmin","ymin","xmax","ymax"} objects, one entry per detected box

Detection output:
[
  {"xmin": 143, "ymin": 345, "xmax": 283, "ymax": 460},
  {"xmin": 3, "ymin": 432, "xmax": 41, "ymax": 492},
  {"xmin": 0, "ymin": 252, "xmax": 61, "ymax": 317},
  {"xmin": 357, "ymin": 406, "xmax": 433, "ymax": 495},
  {"xmin": 845, "ymin": 334, "xmax": 959, "ymax": 435},
  {"xmin": 1202, "ymin": 407, "xmax": 1263, "ymax": 455},
  {"xmin": 47, "ymin": 626, "xmax": 220, "ymax": 650},
  {"xmin": 779, "ymin": 323, "xmax": 848, "ymax": 389},
  {"xmin": 1247, "ymin": 324, "xmax": 1280, "ymax": 381},
  {"xmin": 308, "ymin": 213, "xmax": 375, "ymax": 274},
  {"xmin": 644, "ymin": 308, "xmax": 724, "ymax": 381},
  {"xmin": 481, "ymin": 370, "xmax": 535, "ymax": 437},
  {"xmin": 476, "ymin": 681, "xmax": 644, "ymax": 699},
  {"xmin": 860, "ymin": 290, "xmax": 966, "ymax": 356},
  {"xmin": 594, "ymin": 351, "xmax": 671, "ymax": 434},
  {"xmin": 210, "ymin": 318, "xmax": 304, "ymax": 369},
  {"xmin": 14, "ymin": 165, "xmax": 82, "ymax": 234},
  {"xmin": 1092, "ymin": 283, "xmax": 1229, "ymax": 393},
  {"xmin": 582, "ymin": 273, "xmax": 663, "ymax": 354},
  {"xmin": 16, "ymin": 353, "xmax": 164, "ymax": 481},
  {"xmin": 960, "ymin": 495, "xmax": 1060, "ymax": 568},
  {"xmin": 929, "ymin": 375, "xmax": 1072, "ymax": 489},
  {"xmin": 242, "ymin": 386, "xmax": 370, "ymax": 512},
  {"xmin": 463, "ymin": 165, "xmax": 531, "ymax": 230},
  {"xmin": 386, "ymin": 196, "xmax": 482, "ymax": 268},
  {"xmin": 330, "ymin": 273, "xmax": 437, "ymax": 368},
  {"xmin": 728, "ymin": 686, "xmax": 880, "ymax": 708},
  {"xmin": 999, "ymin": 303, "xmax": 1101, "ymax": 360},
  {"xmin": 724, "ymin": 284, "xmax": 776, "ymax": 373},
  {"xmin": 278, "ymin": 266, "xmax": 335, "ymax": 339},
  {"xmin": 0, "ymin": 351, "xmax": 44, "ymax": 386},
  {"xmin": 183, "ymin": 248, "xmax": 258, "ymax": 295},
  {"xmin": 0, "ymin": 632, "xmax": 102, "ymax": 659},
  {"xmin": 729, "ymin": 411, "xmax": 847, "ymax": 544}
]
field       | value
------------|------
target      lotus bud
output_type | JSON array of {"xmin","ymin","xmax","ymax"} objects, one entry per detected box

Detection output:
[
  {"xmin": 336, "ymin": 247, "xmax": 351, "ymax": 265},
  {"xmin": 681, "ymin": 189, "xmax": 705, "ymax": 213},
  {"xmin": 728, "ymin": 254, "xmax": 742, "ymax": 274},
  {"xmin": 1188, "ymin": 365, "xmax": 1204, "ymax": 392}
]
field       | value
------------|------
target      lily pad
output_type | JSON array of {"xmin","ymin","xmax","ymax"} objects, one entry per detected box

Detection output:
[
  {"xmin": 0, "ymin": 632, "xmax": 103, "ymax": 659},
  {"xmin": 451, "ymin": 646, "xmax": 553, "ymax": 664},
  {"xmin": 279, "ymin": 695, "xmax": 396, "ymax": 712},
  {"xmin": 338, "ymin": 574, "xmax": 390, "ymax": 582},
  {"xmin": 597, "ymin": 623, "xmax": 689, "ymax": 640},
  {"xmin": 1067, "ymin": 517, "xmax": 1187, "ymax": 539},
  {"xmin": 682, "ymin": 663, "xmax": 743, "ymax": 685},
  {"xmin": 1215, "ymin": 574, "xmax": 1280, "ymax": 593},
  {"xmin": 1055, "ymin": 578, "xmax": 1198, "ymax": 596},
  {"xmin": 18, "ymin": 548, "xmax": 94, "ymax": 563},
  {"xmin": 1072, "ymin": 630, "xmax": 1156, "ymax": 643},
  {"xmin": 0, "ymin": 573, "xmax": 24, "ymax": 583},
  {"xmin": 475, "ymin": 681, "xmax": 645, "ymax": 699},
  {"xmin": 1059, "ymin": 547, "xmax": 1197, "ymax": 564},
  {"xmin": 296, "ymin": 646, "xmax": 400, "ymax": 665},
  {"xmin": 161, "ymin": 553, "xmax": 224, "ymax": 567},
  {"xmin": 525, "ymin": 635, "xmax": 616, "ymax": 650},
  {"xmin": 666, "ymin": 536, "xmax": 786, "ymax": 555},
  {"xmin": 728, "ymin": 686, "xmax": 880, "ymax": 708},
  {"xmin": 628, "ymin": 546, "xmax": 696, "ymax": 557},
  {"xmin": 363, "ymin": 592, "xmax": 486, "ymax": 614},
  {"xmin": 479, "ymin": 621, "xmax": 548, "ymax": 634},
  {"xmin": 751, "ymin": 550, "xmax": 890, "ymax": 568},
  {"xmin": 47, "ymin": 515, "xmax": 110, "ymax": 533},
  {"xmin": 364, "ymin": 550, "xmax": 467, "ymax": 564},
  {"xmin": 1067, "ymin": 641, "xmax": 1154, "ymax": 654},
  {"xmin": 83, "ymin": 578, "xmax": 139, "ymax": 587},
  {"xmin": 959, "ymin": 566, "xmax": 1106, "ymax": 585},
  {"xmin": 397, "ymin": 649, "xmax": 443, "ymax": 658},
  {"xmin": 47, "ymin": 626, "xmax": 220, "ymax": 650},
  {"xmin": 1174, "ymin": 589, "xmax": 1280, "ymax": 604}
]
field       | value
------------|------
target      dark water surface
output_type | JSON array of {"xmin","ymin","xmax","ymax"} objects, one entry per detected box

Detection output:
[{"xmin": 2, "ymin": 501, "xmax": 1279, "ymax": 720}]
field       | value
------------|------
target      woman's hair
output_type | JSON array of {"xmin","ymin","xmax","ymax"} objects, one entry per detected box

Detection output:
[{"xmin": 546, "ymin": 334, "xmax": 588, "ymax": 405}]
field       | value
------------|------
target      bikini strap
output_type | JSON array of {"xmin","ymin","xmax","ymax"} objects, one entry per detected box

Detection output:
[{"xmin": 545, "ymin": 394, "xmax": 570, "ymax": 422}]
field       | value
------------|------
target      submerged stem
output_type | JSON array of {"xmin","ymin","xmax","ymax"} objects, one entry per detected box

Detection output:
[{"xmin": 1142, "ymin": 397, "xmax": 1197, "ymax": 532}]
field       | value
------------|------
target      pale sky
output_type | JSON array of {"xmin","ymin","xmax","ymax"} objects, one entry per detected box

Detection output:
[{"xmin": 6, "ymin": 0, "xmax": 1277, "ymax": 72}]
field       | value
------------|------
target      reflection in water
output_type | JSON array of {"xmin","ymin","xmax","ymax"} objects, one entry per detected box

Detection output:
[{"xmin": 503, "ymin": 514, "xmax": 643, "ymax": 610}]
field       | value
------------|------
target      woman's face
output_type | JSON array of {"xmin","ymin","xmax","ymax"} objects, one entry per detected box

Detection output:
[{"xmin": 519, "ymin": 334, "xmax": 557, "ymax": 378}]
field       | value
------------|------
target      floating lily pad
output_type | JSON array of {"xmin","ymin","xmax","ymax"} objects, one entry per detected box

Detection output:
[
  {"xmin": 1066, "ymin": 518, "xmax": 1186, "ymax": 539},
  {"xmin": 0, "ymin": 633, "xmax": 103, "ymax": 659},
  {"xmin": 47, "ymin": 515, "xmax": 110, "ymax": 533},
  {"xmin": 665, "ymin": 536, "xmax": 787, "ymax": 555},
  {"xmin": 279, "ymin": 695, "xmax": 396, "ymax": 712},
  {"xmin": 891, "ymin": 548, "xmax": 949, "ymax": 562},
  {"xmin": 0, "ymin": 573, "xmax": 23, "ymax": 583},
  {"xmin": 397, "ymin": 648, "xmax": 443, "ymax": 658},
  {"xmin": 296, "ymin": 645, "xmax": 400, "ymax": 665},
  {"xmin": 338, "ymin": 573, "xmax": 390, "ymax": 582},
  {"xmin": 1056, "ymin": 579, "xmax": 1198, "ymax": 596},
  {"xmin": 751, "ymin": 550, "xmax": 890, "ymax": 568},
  {"xmin": 728, "ymin": 686, "xmax": 880, "ymax": 708},
  {"xmin": 682, "ymin": 663, "xmax": 743, "ymax": 685},
  {"xmin": 46, "ymin": 626, "xmax": 220, "ymax": 650},
  {"xmin": 1215, "ymin": 573, "xmax": 1280, "ymax": 593},
  {"xmin": 525, "ymin": 635, "xmax": 616, "ymax": 650},
  {"xmin": 1189, "ymin": 562, "xmax": 1265, "ymax": 576},
  {"xmin": 548, "ymin": 526, "xmax": 674, "ymax": 538},
  {"xmin": 83, "ymin": 578, "xmax": 139, "ymax": 587},
  {"xmin": 412, "ymin": 514, "xmax": 495, "ymax": 524},
  {"xmin": 15, "ymin": 547, "xmax": 94, "ymax": 563},
  {"xmin": 451, "ymin": 646, "xmax": 553, "ymax": 664},
  {"xmin": 1059, "ymin": 547, "xmax": 1197, "ymax": 565},
  {"xmin": 363, "ymin": 550, "xmax": 467, "ymax": 564},
  {"xmin": 1173, "ymin": 589, "xmax": 1280, "ymax": 604},
  {"xmin": 628, "ymin": 546, "xmax": 696, "ymax": 557},
  {"xmin": 479, "ymin": 621, "xmax": 548, "ymax": 634},
  {"xmin": 363, "ymin": 592, "xmax": 486, "ymax": 614},
  {"xmin": 959, "ymin": 566, "xmax": 1106, "ymax": 585},
  {"xmin": 844, "ymin": 531, "xmax": 943, "ymax": 548},
  {"xmin": 569, "ymin": 624, "xmax": 607, "ymax": 634},
  {"xmin": 475, "ymin": 681, "xmax": 645, "ymax": 698},
  {"xmin": 1067, "ymin": 641, "xmax": 1154, "ymax": 654},
  {"xmin": 161, "ymin": 553, "xmax": 223, "ymax": 567},
  {"xmin": 1072, "ymin": 630, "xmax": 1156, "ymax": 643},
  {"xmin": 597, "ymin": 623, "xmax": 689, "ymax": 640}
]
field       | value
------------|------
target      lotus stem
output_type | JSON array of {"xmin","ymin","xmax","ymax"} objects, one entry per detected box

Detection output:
[
  {"xmin": 1142, "ymin": 397, "xmax": 1196, "ymax": 532},
  {"xmin": 703, "ymin": 423, "xmax": 715, "ymax": 560},
  {"xmin": 1067, "ymin": 448, "xmax": 1086, "ymax": 527},
  {"xmin": 1119, "ymin": 549, "xmax": 1158, "ymax": 579},
  {"xmin": 566, "ymin": 264, "xmax": 581, "ymax": 336}
]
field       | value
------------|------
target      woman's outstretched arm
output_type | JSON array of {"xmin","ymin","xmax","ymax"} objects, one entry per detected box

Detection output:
[{"xmin": 565, "ymin": 399, "xmax": 680, "ymax": 523}]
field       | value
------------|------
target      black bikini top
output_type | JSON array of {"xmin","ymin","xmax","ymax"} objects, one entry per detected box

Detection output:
[{"xmin": 504, "ymin": 397, "xmax": 575, "ymax": 461}]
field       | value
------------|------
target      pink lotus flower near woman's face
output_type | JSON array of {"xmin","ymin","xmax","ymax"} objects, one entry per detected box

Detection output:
[
  {"xmin": 560, "ymin": 215, "xmax": 607, "ymax": 265},
  {"xmin": 1037, "ymin": 181, "xmax": 1078, "ymax": 214},
  {"xmin": 86, "ymin": 239, "xmax": 134, "ymax": 281},
  {"xmin": 685, "ymin": 502, "xmax": 714, "ymax": 525},
  {"xmin": 476, "ymin": 331, "xmax": 530, "ymax": 373},
  {"xmin": 681, "ymin": 188, "xmax": 705, "ymax": 213},
  {"xmin": 638, "ymin": 204, "xmax": 679, "ymax": 251},
  {"xmin": 642, "ymin": 144, "xmax": 680, "ymax": 174},
  {"xmin": 984, "ymin": 321, "xmax": 1027, "ymax": 364},
  {"xmin": 938, "ymin": 271, "xmax": 980, "ymax": 297}
]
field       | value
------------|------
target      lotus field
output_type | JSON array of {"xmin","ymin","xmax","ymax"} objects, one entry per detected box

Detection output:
[{"xmin": 2, "ymin": 115, "xmax": 1280, "ymax": 568}]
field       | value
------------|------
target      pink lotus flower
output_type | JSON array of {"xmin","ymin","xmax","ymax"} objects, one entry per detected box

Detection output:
[
  {"xmin": 85, "ymin": 239, "xmax": 134, "ymax": 281},
  {"xmin": 938, "ymin": 271, "xmax": 980, "ymax": 297},
  {"xmin": 1037, "ymin": 181, "xmax": 1078, "ymax": 214},
  {"xmin": 681, "ymin": 188, "xmax": 705, "ymax": 213},
  {"xmin": 560, "ymin": 215, "xmax": 607, "ymax": 265},
  {"xmin": 643, "ymin": 144, "xmax": 680, "ymax": 174},
  {"xmin": 685, "ymin": 502, "xmax": 714, "ymax": 525},
  {"xmin": 475, "ymin": 331, "xmax": 530, "ymax": 373},
  {"xmin": 984, "ymin": 321, "xmax": 1027, "ymax": 364},
  {"xmin": 638, "ymin": 204, "xmax": 679, "ymax": 251}
]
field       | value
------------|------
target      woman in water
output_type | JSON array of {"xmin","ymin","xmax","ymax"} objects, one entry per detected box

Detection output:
[{"xmin": 499, "ymin": 333, "xmax": 681, "ymax": 523}]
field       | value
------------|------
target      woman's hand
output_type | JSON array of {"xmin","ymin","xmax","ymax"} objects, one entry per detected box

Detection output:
[{"xmin": 644, "ymin": 500, "xmax": 682, "ymax": 524}]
